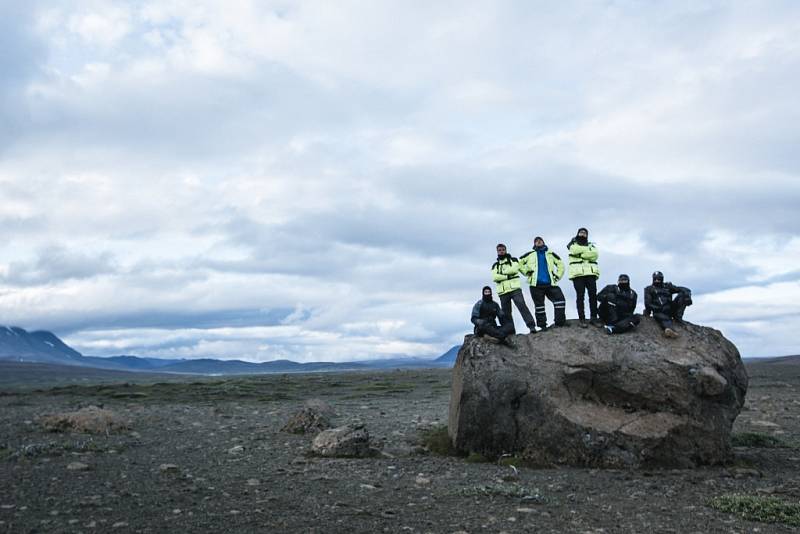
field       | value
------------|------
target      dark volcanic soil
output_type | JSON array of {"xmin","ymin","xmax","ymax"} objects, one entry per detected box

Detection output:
[{"xmin": 1, "ymin": 358, "xmax": 799, "ymax": 533}]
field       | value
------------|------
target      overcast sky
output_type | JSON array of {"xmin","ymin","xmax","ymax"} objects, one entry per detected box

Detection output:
[{"xmin": 1, "ymin": 1, "xmax": 799, "ymax": 361}]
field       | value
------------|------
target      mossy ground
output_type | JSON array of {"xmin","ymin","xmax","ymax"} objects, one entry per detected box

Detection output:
[
  {"xmin": 732, "ymin": 432, "xmax": 792, "ymax": 448},
  {"xmin": 708, "ymin": 494, "xmax": 800, "ymax": 527}
]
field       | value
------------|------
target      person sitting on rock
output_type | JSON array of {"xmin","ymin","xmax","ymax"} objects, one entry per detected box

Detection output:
[
  {"xmin": 597, "ymin": 274, "xmax": 641, "ymax": 334},
  {"xmin": 471, "ymin": 286, "xmax": 515, "ymax": 345},
  {"xmin": 491, "ymin": 243, "xmax": 536, "ymax": 334},
  {"xmin": 519, "ymin": 236, "xmax": 567, "ymax": 330},
  {"xmin": 567, "ymin": 227, "xmax": 602, "ymax": 328},
  {"xmin": 643, "ymin": 271, "xmax": 693, "ymax": 338}
]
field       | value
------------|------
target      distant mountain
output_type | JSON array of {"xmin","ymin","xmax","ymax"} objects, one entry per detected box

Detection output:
[
  {"xmin": 0, "ymin": 326, "xmax": 459, "ymax": 375},
  {"xmin": 0, "ymin": 326, "xmax": 87, "ymax": 366},
  {"xmin": 103, "ymin": 355, "xmax": 186, "ymax": 370},
  {"xmin": 434, "ymin": 345, "xmax": 460, "ymax": 365}
]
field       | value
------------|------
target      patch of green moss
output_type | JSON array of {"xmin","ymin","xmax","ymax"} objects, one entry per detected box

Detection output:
[
  {"xmin": 709, "ymin": 494, "xmax": 800, "ymax": 527},
  {"xmin": 418, "ymin": 425, "xmax": 461, "ymax": 457},
  {"xmin": 465, "ymin": 452, "xmax": 490, "ymax": 463}
]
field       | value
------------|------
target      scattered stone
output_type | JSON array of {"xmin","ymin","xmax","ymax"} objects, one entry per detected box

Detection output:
[
  {"xmin": 449, "ymin": 319, "xmax": 748, "ymax": 468},
  {"xmin": 227, "ymin": 445, "xmax": 245, "ymax": 455},
  {"xmin": 246, "ymin": 479, "xmax": 260, "ymax": 486},
  {"xmin": 359, "ymin": 484, "xmax": 377, "ymax": 490},
  {"xmin": 159, "ymin": 464, "xmax": 179, "ymax": 473},
  {"xmin": 112, "ymin": 522, "xmax": 129, "ymax": 528},
  {"xmin": 731, "ymin": 467, "xmax": 762, "ymax": 478},
  {"xmin": 40, "ymin": 406, "xmax": 130, "ymax": 434},
  {"xmin": 281, "ymin": 406, "xmax": 333, "ymax": 434},
  {"xmin": 311, "ymin": 424, "xmax": 374, "ymax": 458},
  {"xmin": 67, "ymin": 462, "xmax": 89, "ymax": 471},
  {"xmin": 415, "ymin": 475, "xmax": 432, "ymax": 486},
  {"xmin": 304, "ymin": 398, "xmax": 335, "ymax": 417}
]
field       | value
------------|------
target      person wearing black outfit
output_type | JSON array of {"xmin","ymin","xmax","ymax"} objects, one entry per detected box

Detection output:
[
  {"xmin": 597, "ymin": 274, "xmax": 641, "ymax": 334},
  {"xmin": 643, "ymin": 271, "xmax": 692, "ymax": 338},
  {"xmin": 471, "ymin": 286, "xmax": 515, "ymax": 345}
]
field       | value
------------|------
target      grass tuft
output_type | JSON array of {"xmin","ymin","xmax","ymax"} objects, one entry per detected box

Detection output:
[
  {"xmin": 708, "ymin": 494, "xmax": 800, "ymax": 527},
  {"xmin": 418, "ymin": 425, "xmax": 461, "ymax": 456}
]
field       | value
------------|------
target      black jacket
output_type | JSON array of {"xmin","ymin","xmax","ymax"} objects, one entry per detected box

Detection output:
[
  {"xmin": 644, "ymin": 283, "xmax": 691, "ymax": 315},
  {"xmin": 471, "ymin": 299, "xmax": 507, "ymax": 327},
  {"xmin": 598, "ymin": 284, "xmax": 638, "ymax": 323}
]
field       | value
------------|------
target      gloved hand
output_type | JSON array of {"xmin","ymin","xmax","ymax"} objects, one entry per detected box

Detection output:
[{"xmin": 643, "ymin": 309, "xmax": 651, "ymax": 317}]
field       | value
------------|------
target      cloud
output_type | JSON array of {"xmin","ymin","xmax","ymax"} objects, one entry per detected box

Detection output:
[
  {"xmin": 1, "ymin": 245, "xmax": 117, "ymax": 286},
  {"xmin": 0, "ymin": 1, "xmax": 799, "ymax": 360}
]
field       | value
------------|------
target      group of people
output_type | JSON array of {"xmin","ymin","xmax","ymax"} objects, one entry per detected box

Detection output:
[{"xmin": 471, "ymin": 227, "xmax": 693, "ymax": 345}]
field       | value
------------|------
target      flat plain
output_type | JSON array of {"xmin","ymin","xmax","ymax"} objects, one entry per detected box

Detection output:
[{"xmin": 1, "ymin": 356, "xmax": 799, "ymax": 533}]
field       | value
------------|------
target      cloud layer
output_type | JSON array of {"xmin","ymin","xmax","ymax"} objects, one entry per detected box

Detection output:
[{"xmin": 1, "ymin": 1, "xmax": 799, "ymax": 360}]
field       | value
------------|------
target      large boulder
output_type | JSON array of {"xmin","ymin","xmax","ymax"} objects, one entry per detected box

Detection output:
[{"xmin": 448, "ymin": 318, "xmax": 748, "ymax": 468}]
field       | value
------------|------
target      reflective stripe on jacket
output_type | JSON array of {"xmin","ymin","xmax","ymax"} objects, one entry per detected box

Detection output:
[
  {"xmin": 598, "ymin": 284, "xmax": 638, "ymax": 323},
  {"xmin": 519, "ymin": 248, "xmax": 565, "ymax": 286},
  {"xmin": 491, "ymin": 255, "xmax": 523, "ymax": 295},
  {"xmin": 567, "ymin": 241, "xmax": 600, "ymax": 280}
]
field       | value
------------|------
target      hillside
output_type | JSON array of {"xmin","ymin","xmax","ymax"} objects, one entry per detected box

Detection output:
[{"xmin": 0, "ymin": 326, "xmax": 458, "ymax": 375}]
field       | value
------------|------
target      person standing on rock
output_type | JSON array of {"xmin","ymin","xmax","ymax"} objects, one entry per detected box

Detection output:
[
  {"xmin": 597, "ymin": 274, "xmax": 641, "ymax": 334},
  {"xmin": 567, "ymin": 227, "xmax": 601, "ymax": 328},
  {"xmin": 471, "ymin": 286, "xmax": 515, "ymax": 345},
  {"xmin": 643, "ymin": 271, "xmax": 693, "ymax": 338},
  {"xmin": 519, "ymin": 236, "xmax": 567, "ymax": 330},
  {"xmin": 491, "ymin": 243, "xmax": 536, "ymax": 335}
]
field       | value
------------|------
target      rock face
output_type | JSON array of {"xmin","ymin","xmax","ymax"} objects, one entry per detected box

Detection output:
[
  {"xmin": 448, "ymin": 319, "xmax": 748, "ymax": 468},
  {"xmin": 311, "ymin": 424, "xmax": 373, "ymax": 457}
]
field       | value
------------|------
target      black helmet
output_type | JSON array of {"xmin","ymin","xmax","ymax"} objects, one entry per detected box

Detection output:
[{"xmin": 652, "ymin": 271, "xmax": 664, "ymax": 281}]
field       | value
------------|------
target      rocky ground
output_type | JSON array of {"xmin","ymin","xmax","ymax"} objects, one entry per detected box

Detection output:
[{"xmin": 1, "ymin": 354, "xmax": 799, "ymax": 533}]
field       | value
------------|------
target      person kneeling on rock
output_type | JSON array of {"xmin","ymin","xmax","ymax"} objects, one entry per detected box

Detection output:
[
  {"xmin": 643, "ymin": 271, "xmax": 693, "ymax": 339},
  {"xmin": 471, "ymin": 286, "xmax": 515, "ymax": 346},
  {"xmin": 597, "ymin": 274, "xmax": 641, "ymax": 335}
]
